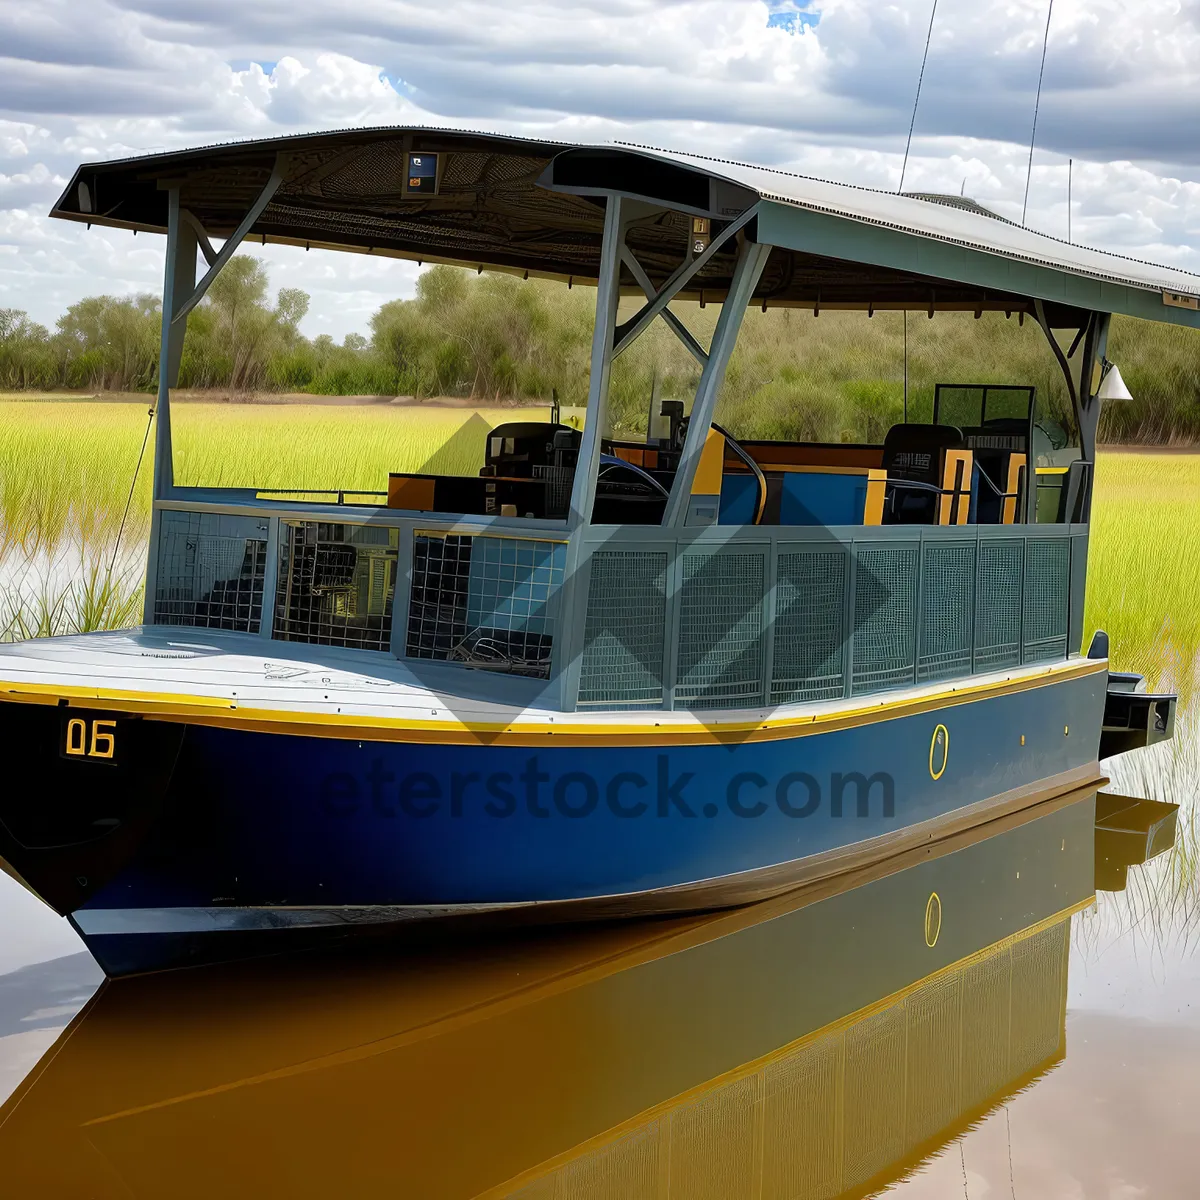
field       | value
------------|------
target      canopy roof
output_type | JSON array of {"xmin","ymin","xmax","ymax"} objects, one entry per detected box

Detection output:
[{"xmin": 50, "ymin": 126, "xmax": 1200, "ymax": 329}]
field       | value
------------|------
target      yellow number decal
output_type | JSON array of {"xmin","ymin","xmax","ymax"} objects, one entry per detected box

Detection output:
[
  {"xmin": 65, "ymin": 718, "xmax": 87, "ymax": 756},
  {"xmin": 89, "ymin": 720, "xmax": 117, "ymax": 759}
]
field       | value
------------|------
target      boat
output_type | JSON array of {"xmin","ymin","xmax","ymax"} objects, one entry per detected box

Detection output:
[
  {"xmin": 0, "ymin": 791, "xmax": 1106, "ymax": 1196},
  {"xmin": 0, "ymin": 128, "xmax": 1193, "ymax": 975}
]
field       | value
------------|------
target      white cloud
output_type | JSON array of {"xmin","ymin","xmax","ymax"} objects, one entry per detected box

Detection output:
[{"xmin": 0, "ymin": 0, "xmax": 1197, "ymax": 338}]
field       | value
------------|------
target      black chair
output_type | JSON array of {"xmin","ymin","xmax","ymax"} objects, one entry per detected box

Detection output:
[{"xmin": 881, "ymin": 423, "xmax": 966, "ymax": 524}]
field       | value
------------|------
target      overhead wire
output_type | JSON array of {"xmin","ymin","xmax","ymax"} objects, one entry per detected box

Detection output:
[
  {"xmin": 898, "ymin": 0, "xmax": 940, "ymax": 194},
  {"xmin": 1022, "ymin": 0, "xmax": 1056, "ymax": 226},
  {"xmin": 108, "ymin": 404, "xmax": 155, "ymax": 579}
]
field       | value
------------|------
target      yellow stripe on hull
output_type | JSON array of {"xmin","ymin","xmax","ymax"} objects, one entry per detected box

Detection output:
[{"xmin": 0, "ymin": 657, "xmax": 1106, "ymax": 747}]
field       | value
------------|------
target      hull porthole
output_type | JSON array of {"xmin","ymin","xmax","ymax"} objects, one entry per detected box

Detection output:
[
  {"xmin": 929, "ymin": 724, "xmax": 949, "ymax": 780},
  {"xmin": 925, "ymin": 891, "xmax": 942, "ymax": 948}
]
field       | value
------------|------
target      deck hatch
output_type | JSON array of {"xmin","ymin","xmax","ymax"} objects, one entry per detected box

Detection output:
[
  {"xmin": 918, "ymin": 543, "xmax": 977, "ymax": 682},
  {"xmin": 1022, "ymin": 537, "xmax": 1070, "ymax": 663},
  {"xmin": 578, "ymin": 550, "xmax": 668, "ymax": 708},
  {"xmin": 851, "ymin": 545, "xmax": 919, "ymax": 695},
  {"xmin": 974, "ymin": 539, "xmax": 1024, "ymax": 671},
  {"xmin": 674, "ymin": 551, "xmax": 767, "ymax": 710},
  {"xmin": 771, "ymin": 546, "xmax": 848, "ymax": 703},
  {"xmin": 152, "ymin": 511, "xmax": 267, "ymax": 633},
  {"xmin": 406, "ymin": 533, "xmax": 565, "ymax": 679},
  {"xmin": 273, "ymin": 522, "xmax": 398, "ymax": 652}
]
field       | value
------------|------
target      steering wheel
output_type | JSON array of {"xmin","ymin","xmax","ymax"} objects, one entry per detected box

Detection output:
[{"xmin": 597, "ymin": 454, "xmax": 671, "ymax": 499}]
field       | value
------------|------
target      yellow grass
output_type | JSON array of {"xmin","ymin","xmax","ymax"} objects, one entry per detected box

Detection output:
[
  {"xmin": 0, "ymin": 400, "xmax": 567, "ymax": 549},
  {"xmin": 1084, "ymin": 451, "xmax": 1200, "ymax": 691},
  {"xmin": 1, "ymin": 401, "xmax": 1195, "ymax": 687}
]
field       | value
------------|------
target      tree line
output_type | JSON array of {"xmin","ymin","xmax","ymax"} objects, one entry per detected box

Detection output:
[{"xmin": 2, "ymin": 258, "xmax": 1197, "ymax": 444}]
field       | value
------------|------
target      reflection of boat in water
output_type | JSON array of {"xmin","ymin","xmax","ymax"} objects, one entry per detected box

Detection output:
[
  {"xmin": 0, "ymin": 129, "xmax": 1187, "ymax": 974},
  {"xmin": 0, "ymin": 793, "xmax": 1119, "ymax": 1197}
]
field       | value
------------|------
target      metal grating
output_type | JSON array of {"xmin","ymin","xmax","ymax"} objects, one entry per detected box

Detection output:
[
  {"xmin": 274, "ymin": 522, "xmax": 398, "ymax": 652},
  {"xmin": 771, "ymin": 548, "xmax": 847, "ymax": 703},
  {"xmin": 918, "ymin": 543, "xmax": 976, "ymax": 682},
  {"xmin": 1023, "ymin": 537, "xmax": 1070, "ymax": 663},
  {"xmin": 578, "ymin": 551, "xmax": 668, "ymax": 708},
  {"xmin": 675, "ymin": 552, "xmax": 766, "ymax": 709},
  {"xmin": 974, "ymin": 538, "xmax": 1023, "ymax": 671},
  {"xmin": 406, "ymin": 533, "xmax": 472, "ymax": 660},
  {"xmin": 406, "ymin": 533, "xmax": 565, "ymax": 679},
  {"xmin": 851, "ymin": 545, "xmax": 918, "ymax": 695},
  {"xmin": 153, "ymin": 511, "xmax": 267, "ymax": 632}
]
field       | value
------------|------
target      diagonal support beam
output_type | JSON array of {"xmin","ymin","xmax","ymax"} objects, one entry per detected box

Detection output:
[
  {"xmin": 181, "ymin": 209, "xmax": 218, "ymax": 266},
  {"xmin": 662, "ymin": 239, "xmax": 773, "ymax": 528},
  {"xmin": 171, "ymin": 158, "xmax": 284, "ymax": 325},
  {"xmin": 612, "ymin": 203, "xmax": 760, "ymax": 358},
  {"xmin": 618, "ymin": 246, "xmax": 708, "ymax": 367}
]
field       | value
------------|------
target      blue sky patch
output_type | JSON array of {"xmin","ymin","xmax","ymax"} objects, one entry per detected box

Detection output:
[
  {"xmin": 228, "ymin": 59, "xmax": 278, "ymax": 75},
  {"xmin": 766, "ymin": 2, "xmax": 819, "ymax": 33}
]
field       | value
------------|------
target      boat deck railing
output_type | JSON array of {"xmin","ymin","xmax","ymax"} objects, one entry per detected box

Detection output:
[{"xmin": 146, "ymin": 489, "xmax": 1087, "ymax": 712}]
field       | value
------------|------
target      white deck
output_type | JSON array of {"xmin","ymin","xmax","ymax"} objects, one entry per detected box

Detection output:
[{"xmin": 0, "ymin": 627, "xmax": 1097, "ymax": 734}]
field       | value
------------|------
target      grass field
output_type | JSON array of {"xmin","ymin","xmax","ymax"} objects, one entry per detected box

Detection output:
[
  {"xmin": 0, "ymin": 400, "xmax": 568, "ymax": 549},
  {"xmin": 0, "ymin": 401, "xmax": 1195, "ymax": 689}
]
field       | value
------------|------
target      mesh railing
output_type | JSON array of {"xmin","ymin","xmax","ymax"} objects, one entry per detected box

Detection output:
[
  {"xmin": 1023, "ymin": 537, "xmax": 1070, "ymax": 663},
  {"xmin": 274, "ymin": 522, "xmax": 398, "ymax": 652},
  {"xmin": 851, "ymin": 545, "xmax": 919, "ymax": 695},
  {"xmin": 675, "ymin": 552, "xmax": 767, "ymax": 709},
  {"xmin": 577, "ymin": 551, "xmax": 668, "ymax": 707},
  {"xmin": 974, "ymin": 538, "xmax": 1024, "ymax": 671},
  {"xmin": 918, "ymin": 543, "xmax": 976, "ymax": 682},
  {"xmin": 575, "ymin": 531, "xmax": 1075, "ymax": 711},
  {"xmin": 153, "ymin": 511, "xmax": 268, "ymax": 632},
  {"xmin": 406, "ymin": 532, "xmax": 566, "ymax": 679},
  {"xmin": 772, "ymin": 548, "xmax": 847, "ymax": 703}
]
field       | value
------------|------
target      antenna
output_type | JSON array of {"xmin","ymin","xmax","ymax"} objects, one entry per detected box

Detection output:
[
  {"xmin": 1022, "ymin": 0, "xmax": 1056, "ymax": 226},
  {"xmin": 1067, "ymin": 157, "xmax": 1073, "ymax": 243},
  {"xmin": 899, "ymin": 0, "xmax": 940, "ymax": 194}
]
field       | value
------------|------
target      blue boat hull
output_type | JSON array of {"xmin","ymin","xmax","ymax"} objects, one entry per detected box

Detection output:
[{"xmin": 1, "ymin": 665, "xmax": 1105, "ymax": 973}]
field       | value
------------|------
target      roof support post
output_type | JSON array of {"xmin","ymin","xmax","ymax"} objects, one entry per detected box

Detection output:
[
  {"xmin": 144, "ymin": 188, "xmax": 197, "ymax": 624},
  {"xmin": 152, "ymin": 188, "xmax": 198, "ymax": 501},
  {"xmin": 567, "ymin": 194, "xmax": 625, "ymax": 529},
  {"xmin": 1076, "ymin": 311, "xmax": 1109, "ymax": 464},
  {"xmin": 662, "ymin": 239, "xmax": 772, "ymax": 528},
  {"xmin": 170, "ymin": 157, "xmax": 283, "ymax": 327}
]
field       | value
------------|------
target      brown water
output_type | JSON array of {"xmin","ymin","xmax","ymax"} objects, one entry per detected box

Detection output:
[{"xmin": 0, "ymin": 721, "xmax": 1195, "ymax": 1196}]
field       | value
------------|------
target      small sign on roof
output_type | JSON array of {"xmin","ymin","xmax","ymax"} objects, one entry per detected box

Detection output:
[
  {"xmin": 406, "ymin": 152, "xmax": 439, "ymax": 196},
  {"xmin": 1163, "ymin": 290, "xmax": 1199, "ymax": 311}
]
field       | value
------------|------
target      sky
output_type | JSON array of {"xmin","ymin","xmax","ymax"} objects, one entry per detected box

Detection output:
[{"xmin": 2, "ymin": 0, "xmax": 1199, "ymax": 341}]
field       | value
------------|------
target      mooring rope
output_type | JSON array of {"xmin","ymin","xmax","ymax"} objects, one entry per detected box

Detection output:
[
  {"xmin": 898, "ymin": 0, "xmax": 940, "ymax": 194},
  {"xmin": 1022, "ymin": 0, "xmax": 1056, "ymax": 226},
  {"xmin": 108, "ymin": 404, "xmax": 154, "ymax": 578}
]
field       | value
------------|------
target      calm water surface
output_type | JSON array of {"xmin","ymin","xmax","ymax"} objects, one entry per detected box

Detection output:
[{"xmin": 0, "ymin": 710, "xmax": 1195, "ymax": 1196}]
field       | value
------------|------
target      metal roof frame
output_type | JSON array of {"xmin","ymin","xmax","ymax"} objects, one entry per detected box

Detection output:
[{"xmin": 49, "ymin": 126, "xmax": 1200, "ymax": 330}]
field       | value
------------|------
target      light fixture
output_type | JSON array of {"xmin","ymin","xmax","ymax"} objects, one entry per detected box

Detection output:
[{"xmin": 1097, "ymin": 359, "xmax": 1133, "ymax": 402}]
